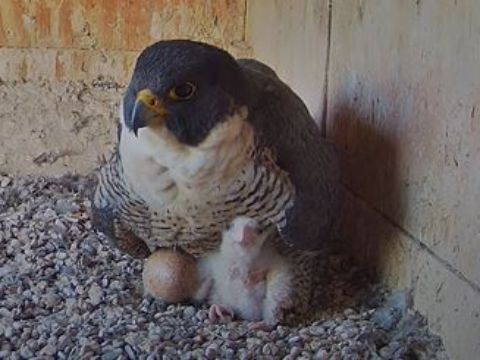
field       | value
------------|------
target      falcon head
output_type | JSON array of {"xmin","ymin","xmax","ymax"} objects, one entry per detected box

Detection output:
[{"xmin": 123, "ymin": 40, "xmax": 253, "ymax": 146}]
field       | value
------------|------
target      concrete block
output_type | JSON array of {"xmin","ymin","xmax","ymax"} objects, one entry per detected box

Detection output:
[
  {"xmin": 0, "ymin": 0, "xmax": 249, "ymax": 52},
  {"xmin": 0, "ymin": 79, "xmax": 121, "ymax": 175}
]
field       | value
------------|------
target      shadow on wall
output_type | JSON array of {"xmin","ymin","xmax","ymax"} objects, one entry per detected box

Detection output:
[{"xmin": 328, "ymin": 83, "xmax": 408, "ymax": 280}]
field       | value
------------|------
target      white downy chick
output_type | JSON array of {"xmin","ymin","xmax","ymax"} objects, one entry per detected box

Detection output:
[{"xmin": 195, "ymin": 216, "xmax": 293, "ymax": 325}]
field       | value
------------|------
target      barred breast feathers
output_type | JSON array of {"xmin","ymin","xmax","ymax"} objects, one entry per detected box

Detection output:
[{"xmin": 96, "ymin": 102, "xmax": 296, "ymax": 256}]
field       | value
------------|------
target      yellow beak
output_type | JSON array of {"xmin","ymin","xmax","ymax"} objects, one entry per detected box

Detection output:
[{"xmin": 132, "ymin": 89, "xmax": 168, "ymax": 135}]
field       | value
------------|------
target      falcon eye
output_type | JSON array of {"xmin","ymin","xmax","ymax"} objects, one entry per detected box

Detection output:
[{"xmin": 168, "ymin": 82, "xmax": 196, "ymax": 101}]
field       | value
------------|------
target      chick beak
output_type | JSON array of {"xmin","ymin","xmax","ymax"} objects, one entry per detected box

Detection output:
[
  {"xmin": 131, "ymin": 89, "xmax": 167, "ymax": 136},
  {"xmin": 240, "ymin": 225, "xmax": 257, "ymax": 247}
]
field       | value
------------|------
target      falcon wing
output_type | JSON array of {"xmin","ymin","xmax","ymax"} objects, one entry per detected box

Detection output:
[
  {"xmin": 238, "ymin": 59, "xmax": 341, "ymax": 251},
  {"xmin": 90, "ymin": 152, "xmax": 152, "ymax": 259}
]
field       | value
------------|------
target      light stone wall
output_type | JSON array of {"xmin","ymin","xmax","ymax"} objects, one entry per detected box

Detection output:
[{"xmin": 247, "ymin": 1, "xmax": 480, "ymax": 359}]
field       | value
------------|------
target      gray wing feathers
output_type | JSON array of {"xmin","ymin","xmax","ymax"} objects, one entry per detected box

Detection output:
[{"xmin": 238, "ymin": 59, "xmax": 340, "ymax": 250}]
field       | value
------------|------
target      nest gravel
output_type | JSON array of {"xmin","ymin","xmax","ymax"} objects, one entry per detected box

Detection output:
[{"xmin": 0, "ymin": 174, "xmax": 447, "ymax": 359}]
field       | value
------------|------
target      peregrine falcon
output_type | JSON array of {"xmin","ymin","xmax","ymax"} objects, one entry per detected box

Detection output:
[{"xmin": 91, "ymin": 39, "xmax": 340, "ymax": 264}]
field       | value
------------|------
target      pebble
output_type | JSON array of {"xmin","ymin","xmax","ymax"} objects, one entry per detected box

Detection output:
[
  {"xmin": 276, "ymin": 326, "xmax": 289, "ymax": 338},
  {"xmin": 125, "ymin": 344, "xmax": 136, "ymax": 359},
  {"xmin": 19, "ymin": 345, "xmax": 34, "ymax": 358},
  {"xmin": 40, "ymin": 344, "xmax": 57, "ymax": 356},
  {"xmin": 55, "ymin": 199, "xmax": 80, "ymax": 214},
  {"xmin": 223, "ymin": 348, "xmax": 235, "ymax": 359},
  {"xmin": 3, "ymin": 326, "xmax": 13, "ymax": 338},
  {"xmin": 53, "ymin": 219, "xmax": 68, "ymax": 235},
  {"xmin": 57, "ymin": 335, "xmax": 70, "ymax": 350},
  {"xmin": 205, "ymin": 344, "xmax": 219, "ymax": 359},
  {"xmin": 57, "ymin": 251, "xmax": 68, "ymax": 260},
  {"xmin": 0, "ymin": 175, "xmax": 446, "ymax": 359},
  {"xmin": 88, "ymin": 283, "xmax": 103, "ymax": 305},
  {"xmin": 43, "ymin": 208, "xmax": 58, "ymax": 220},
  {"xmin": 314, "ymin": 349, "xmax": 329, "ymax": 359},
  {"xmin": 308, "ymin": 326, "xmax": 326, "ymax": 337},
  {"xmin": 289, "ymin": 346, "xmax": 302, "ymax": 357},
  {"xmin": 183, "ymin": 306, "xmax": 196, "ymax": 318},
  {"xmin": 102, "ymin": 349, "xmax": 123, "ymax": 360},
  {"xmin": 1, "ymin": 176, "xmax": 11, "ymax": 187},
  {"xmin": 288, "ymin": 335, "xmax": 304, "ymax": 346}
]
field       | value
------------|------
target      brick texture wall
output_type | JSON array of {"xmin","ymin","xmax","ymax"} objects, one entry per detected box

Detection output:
[{"xmin": 0, "ymin": 0, "xmax": 250, "ymax": 174}]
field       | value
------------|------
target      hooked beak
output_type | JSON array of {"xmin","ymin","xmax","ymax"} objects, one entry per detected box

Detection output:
[{"xmin": 131, "ymin": 89, "xmax": 168, "ymax": 136}]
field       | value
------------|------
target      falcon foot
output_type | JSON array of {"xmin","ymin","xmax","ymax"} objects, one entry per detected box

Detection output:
[{"xmin": 208, "ymin": 304, "xmax": 234, "ymax": 323}]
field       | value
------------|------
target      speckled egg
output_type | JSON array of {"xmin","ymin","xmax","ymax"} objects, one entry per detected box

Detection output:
[{"xmin": 142, "ymin": 249, "xmax": 198, "ymax": 303}]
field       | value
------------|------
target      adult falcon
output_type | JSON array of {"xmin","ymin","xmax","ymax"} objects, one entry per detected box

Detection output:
[{"xmin": 91, "ymin": 40, "xmax": 340, "ymax": 308}]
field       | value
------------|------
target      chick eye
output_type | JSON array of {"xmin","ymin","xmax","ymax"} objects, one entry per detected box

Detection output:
[
  {"xmin": 148, "ymin": 98, "xmax": 158, "ymax": 107},
  {"xmin": 168, "ymin": 82, "xmax": 196, "ymax": 101}
]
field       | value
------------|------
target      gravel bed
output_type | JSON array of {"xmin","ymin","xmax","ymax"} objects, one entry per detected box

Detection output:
[{"xmin": 0, "ymin": 174, "xmax": 447, "ymax": 359}]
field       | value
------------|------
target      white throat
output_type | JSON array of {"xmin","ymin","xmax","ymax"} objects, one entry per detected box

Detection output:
[{"xmin": 118, "ymin": 99, "xmax": 254, "ymax": 209}]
